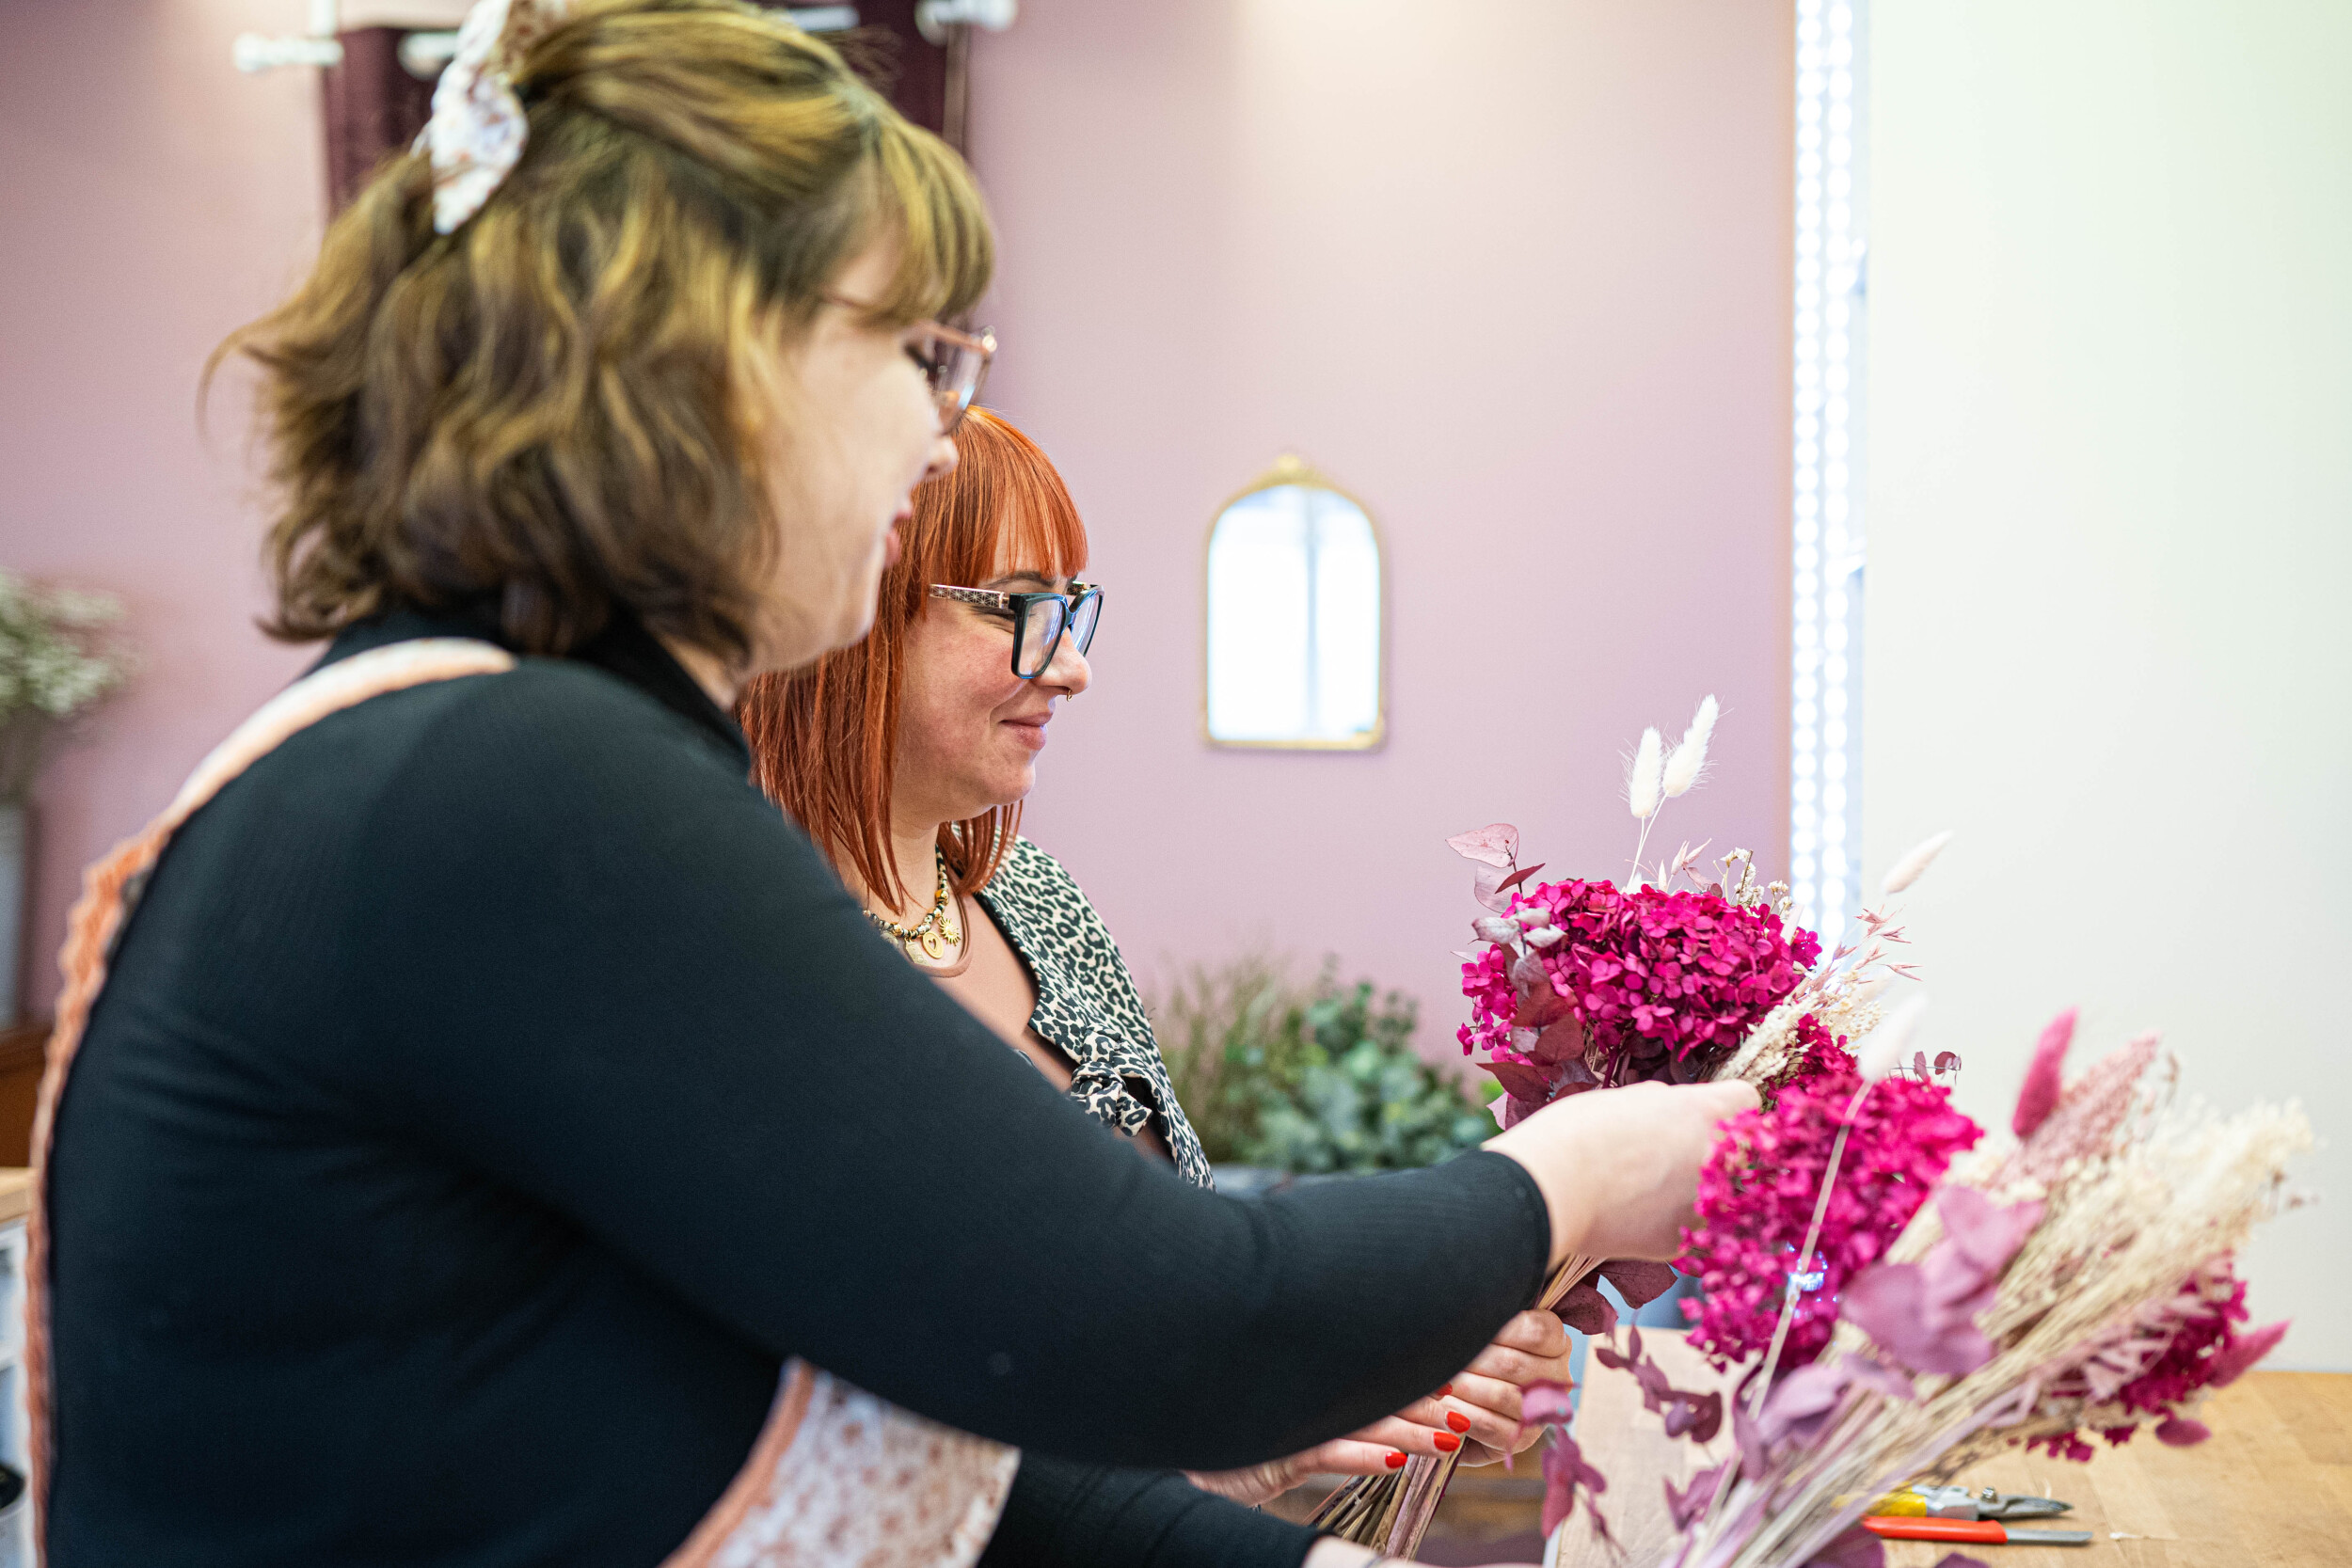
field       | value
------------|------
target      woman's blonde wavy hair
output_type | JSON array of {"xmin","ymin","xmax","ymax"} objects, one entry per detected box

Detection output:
[{"xmin": 217, "ymin": 0, "xmax": 993, "ymax": 660}]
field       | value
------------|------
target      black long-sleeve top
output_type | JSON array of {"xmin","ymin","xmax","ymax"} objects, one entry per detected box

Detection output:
[{"xmin": 45, "ymin": 606, "xmax": 1551, "ymax": 1566}]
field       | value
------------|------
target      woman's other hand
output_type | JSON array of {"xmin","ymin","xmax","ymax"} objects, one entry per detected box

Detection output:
[
  {"xmin": 1486, "ymin": 1080, "xmax": 1757, "ymax": 1267},
  {"xmin": 1183, "ymin": 1406, "xmax": 1456, "ymax": 1508},
  {"xmin": 1184, "ymin": 1308, "xmax": 1572, "ymax": 1503},
  {"xmin": 1437, "ymin": 1308, "xmax": 1571, "ymax": 1465}
]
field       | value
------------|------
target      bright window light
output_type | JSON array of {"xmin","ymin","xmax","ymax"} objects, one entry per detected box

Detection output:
[{"xmin": 1790, "ymin": 0, "xmax": 1867, "ymax": 942}]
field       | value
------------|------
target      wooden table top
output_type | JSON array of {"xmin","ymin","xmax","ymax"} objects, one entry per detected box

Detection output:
[
  {"xmin": 1558, "ymin": 1328, "xmax": 2352, "ymax": 1568},
  {"xmin": 0, "ymin": 1167, "xmax": 29, "ymax": 1227}
]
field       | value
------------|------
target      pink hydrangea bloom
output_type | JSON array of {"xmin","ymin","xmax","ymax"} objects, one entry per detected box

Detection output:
[
  {"xmin": 1459, "ymin": 880, "xmax": 1820, "ymax": 1093},
  {"xmin": 1677, "ymin": 1062, "xmax": 1983, "ymax": 1370}
]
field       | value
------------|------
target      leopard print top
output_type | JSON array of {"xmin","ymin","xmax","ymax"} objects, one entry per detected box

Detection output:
[{"xmin": 974, "ymin": 838, "xmax": 1214, "ymax": 1189}]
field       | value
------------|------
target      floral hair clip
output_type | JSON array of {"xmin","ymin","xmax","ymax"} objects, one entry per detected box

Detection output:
[{"xmin": 421, "ymin": 0, "xmax": 574, "ymax": 234}]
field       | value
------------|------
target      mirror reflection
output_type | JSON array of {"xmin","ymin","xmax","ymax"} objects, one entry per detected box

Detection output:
[{"xmin": 1204, "ymin": 458, "xmax": 1384, "ymax": 749}]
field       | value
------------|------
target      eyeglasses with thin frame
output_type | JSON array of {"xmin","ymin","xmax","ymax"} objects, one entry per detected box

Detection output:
[
  {"xmin": 820, "ymin": 293, "xmax": 996, "ymax": 435},
  {"xmin": 930, "ymin": 583, "xmax": 1103, "ymax": 679}
]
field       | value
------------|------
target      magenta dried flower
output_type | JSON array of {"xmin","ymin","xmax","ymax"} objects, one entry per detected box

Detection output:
[
  {"xmin": 1677, "ymin": 1063, "xmax": 1982, "ymax": 1370},
  {"xmin": 1460, "ymin": 879, "xmax": 1820, "ymax": 1101},
  {"xmin": 2028, "ymin": 1258, "xmax": 2289, "ymax": 1461}
]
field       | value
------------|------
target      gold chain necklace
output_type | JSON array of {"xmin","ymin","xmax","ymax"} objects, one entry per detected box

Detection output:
[{"xmin": 868, "ymin": 850, "xmax": 963, "ymax": 962}]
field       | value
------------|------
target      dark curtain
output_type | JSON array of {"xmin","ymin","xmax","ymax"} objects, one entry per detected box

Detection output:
[
  {"xmin": 322, "ymin": 27, "xmax": 437, "ymax": 214},
  {"xmin": 320, "ymin": 9, "xmax": 960, "ymax": 218}
]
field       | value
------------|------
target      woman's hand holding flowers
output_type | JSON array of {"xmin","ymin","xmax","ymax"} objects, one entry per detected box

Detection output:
[
  {"xmin": 1185, "ymin": 1309, "xmax": 1574, "ymax": 1504},
  {"xmin": 1438, "ymin": 1308, "xmax": 1572, "ymax": 1465}
]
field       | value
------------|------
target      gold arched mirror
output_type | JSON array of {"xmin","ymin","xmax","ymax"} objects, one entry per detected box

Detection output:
[{"xmin": 1203, "ymin": 455, "xmax": 1386, "ymax": 750}]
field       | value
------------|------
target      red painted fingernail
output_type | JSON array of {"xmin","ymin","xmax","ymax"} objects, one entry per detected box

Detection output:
[
  {"xmin": 1434, "ymin": 1433, "xmax": 1461, "ymax": 1452},
  {"xmin": 1438, "ymin": 1384, "xmax": 1454, "ymax": 1396},
  {"xmin": 1385, "ymin": 1451, "xmax": 1407, "ymax": 1469},
  {"xmin": 1447, "ymin": 1411, "xmax": 1471, "ymax": 1433}
]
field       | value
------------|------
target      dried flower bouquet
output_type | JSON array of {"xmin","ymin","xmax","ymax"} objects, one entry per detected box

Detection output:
[
  {"xmin": 1311, "ymin": 698, "xmax": 2309, "ymax": 1568},
  {"xmin": 1317, "ymin": 697, "xmax": 1849, "ymax": 1554}
]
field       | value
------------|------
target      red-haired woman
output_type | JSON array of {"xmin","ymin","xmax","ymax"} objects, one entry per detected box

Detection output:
[{"xmin": 740, "ymin": 409, "xmax": 1578, "ymax": 1510}]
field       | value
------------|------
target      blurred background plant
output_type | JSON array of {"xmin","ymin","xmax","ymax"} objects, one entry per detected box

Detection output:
[
  {"xmin": 0, "ymin": 569, "xmax": 133, "ymax": 1023},
  {"xmin": 1155, "ymin": 956, "xmax": 1494, "ymax": 1175},
  {"xmin": 0, "ymin": 570, "xmax": 133, "ymax": 802}
]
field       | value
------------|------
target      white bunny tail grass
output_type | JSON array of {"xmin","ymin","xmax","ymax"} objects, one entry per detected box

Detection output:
[
  {"xmin": 1628, "ymin": 726, "xmax": 1665, "ymax": 819},
  {"xmin": 1664, "ymin": 694, "xmax": 1720, "ymax": 799}
]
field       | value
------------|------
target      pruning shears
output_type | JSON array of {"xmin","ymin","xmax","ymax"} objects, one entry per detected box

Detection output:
[
  {"xmin": 1861, "ymin": 1485, "xmax": 2089, "ymax": 1546},
  {"xmin": 1864, "ymin": 1484, "xmax": 2073, "ymax": 1522}
]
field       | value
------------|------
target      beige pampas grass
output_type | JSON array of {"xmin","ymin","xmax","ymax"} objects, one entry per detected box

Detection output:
[
  {"xmin": 1628, "ymin": 727, "xmax": 1665, "ymax": 820},
  {"xmin": 1881, "ymin": 829, "xmax": 1955, "ymax": 895},
  {"xmin": 1681, "ymin": 1041, "xmax": 2312, "ymax": 1568},
  {"xmin": 1664, "ymin": 695, "xmax": 1719, "ymax": 799}
]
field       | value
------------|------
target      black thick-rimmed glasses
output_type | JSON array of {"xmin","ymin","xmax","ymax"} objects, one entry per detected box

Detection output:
[{"xmin": 930, "ymin": 583, "xmax": 1103, "ymax": 678}]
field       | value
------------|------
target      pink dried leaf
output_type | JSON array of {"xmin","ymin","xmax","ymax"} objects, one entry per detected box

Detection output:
[
  {"xmin": 1482, "ymin": 1053, "xmax": 1554, "ymax": 1105},
  {"xmin": 1757, "ymin": 1360, "xmax": 1850, "ymax": 1447},
  {"xmin": 1497, "ymin": 862, "xmax": 1547, "ymax": 895},
  {"xmin": 2012, "ymin": 1007, "xmax": 2077, "ymax": 1138},
  {"xmin": 1539, "ymin": 1428, "xmax": 1613, "ymax": 1542},
  {"xmin": 1529, "ymin": 1016, "xmax": 1591, "ymax": 1068},
  {"xmin": 2154, "ymin": 1416, "xmax": 2212, "ymax": 1447},
  {"xmin": 1842, "ymin": 1262, "xmax": 1995, "ymax": 1376},
  {"xmin": 1513, "ymin": 984, "xmax": 1573, "ymax": 1030},
  {"xmin": 1599, "ymin": 1259, "xmax": 1678, "ymax": 1309},
  {"xmin": 1447, "ymin": 823, "xmax": 1519, "ymax": 868},
  {"xmin": 1501, "ymin": 1093, "xmax": 1545, "ymax": 1130},
  {"xmin": 2206, "ymin": 1320, "xmax": 2290, "ymax": 1387},
  {"xmin": 1936, "ymin": 1186, "xmax": 2043, "ymax": 1275},
  {"xmin": 1473, "ymin": 863, "xmax": 1519, "ymax": 913},
  {"xmin": 1556, "ymin": 1283, "xmax": 1617, "ymax": 1337},
  {"xmin": 1663, "ymin": 1464, "xmax": 1723, "ymax": 1531},
  {"xmin": 1520, "ymin": 1378, "xmax": 1576, "ymax": 1427}
]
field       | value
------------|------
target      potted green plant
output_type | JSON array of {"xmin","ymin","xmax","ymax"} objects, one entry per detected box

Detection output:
[
  {"xmin": 1156, "ymin": 958, "xmax": 1494, "ymax": 1191},
  {"xmin": 0, "ymin": 572, "xmax": 132, "ymax": 1023}
]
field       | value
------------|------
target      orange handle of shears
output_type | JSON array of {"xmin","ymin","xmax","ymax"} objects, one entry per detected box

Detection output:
[{"xmin": 1864, "ymin": 1517, "xmax": 2006, "ymax": 1544}]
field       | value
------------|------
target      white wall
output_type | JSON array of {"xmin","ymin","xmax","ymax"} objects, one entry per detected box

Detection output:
[{"xmin": 1867, "ymin": 2, "xmax": 2351, "ymax": 1368}]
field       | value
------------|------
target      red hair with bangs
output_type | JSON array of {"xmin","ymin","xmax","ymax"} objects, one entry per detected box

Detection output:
[{"xmin": 739, "ymin": 408, "xmax": 1089, "ymax": 909}]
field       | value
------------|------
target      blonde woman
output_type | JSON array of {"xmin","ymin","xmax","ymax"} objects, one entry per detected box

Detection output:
[{"xmin": 44, "ymin": 3, "xmax": 1752, "ymax": 1565}]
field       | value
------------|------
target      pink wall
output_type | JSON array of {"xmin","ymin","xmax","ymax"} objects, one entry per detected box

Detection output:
[
  {"xmin": 1, "ymin": 1, "xmax": 1791, "ymax": 1057},
  {"xmin": 2, "ymin": 0, "xmax": 323, "ymax": 1020},
  {"xmin": 969, "ymin": 1, "xmax": 1793, "ymax": 1053}
]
